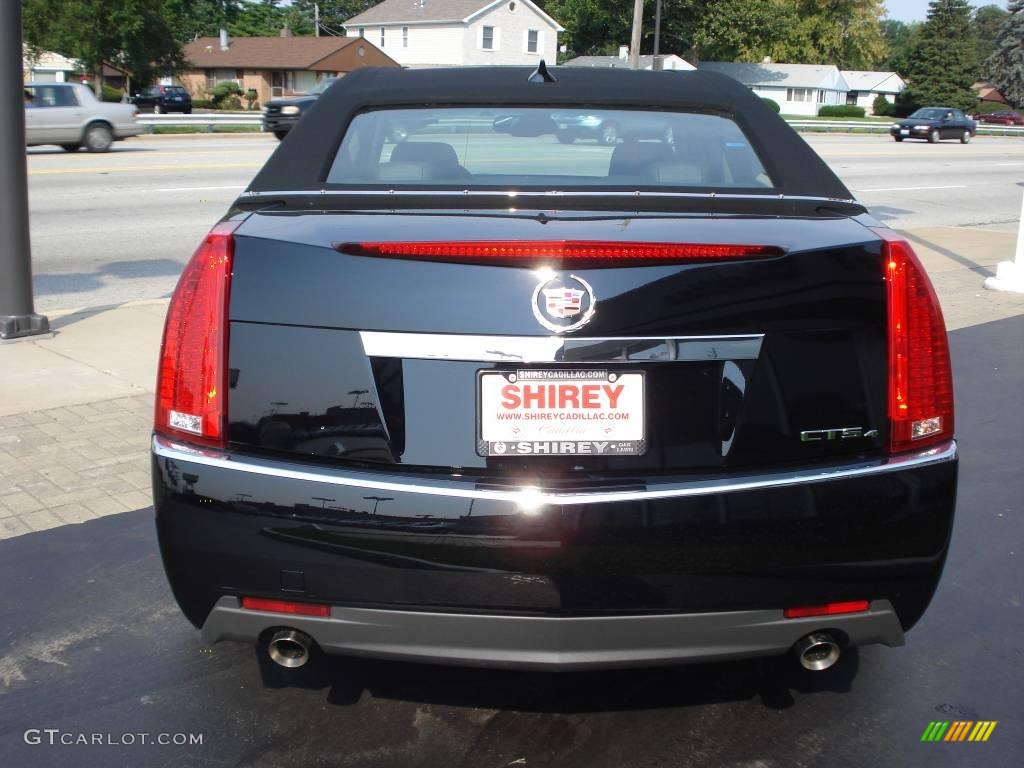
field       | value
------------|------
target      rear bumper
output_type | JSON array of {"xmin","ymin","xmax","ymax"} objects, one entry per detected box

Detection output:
[
  {"xmin": 202, "ymin": 595, "xmax": 904, "ymax": 670},
  {"xmin": 154, "ymin": 436, "xmax": 956, "ymax": 665}
]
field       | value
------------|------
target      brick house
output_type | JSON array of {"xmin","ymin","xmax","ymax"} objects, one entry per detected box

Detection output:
[{"xmin": 180, "ymin": 31, "xmax": 399, "ymax": 106}]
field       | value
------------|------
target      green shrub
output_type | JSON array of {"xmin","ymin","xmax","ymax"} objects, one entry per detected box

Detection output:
[
  {"xmin": 244, "ymin": 88, "xmax": 258, "ymax": 110},
  {"xmin": 817, "ymin": 104, "xmax": 866, "ymax": 118},
  {"xmin": 191, "ymin": 99, "xmax": 213, "ymax": 110},
  {"xmin": 975, "ymin": 101, "xmax": 1009, "ymax": 114},
  {"xmin": 760, "ymin": 97, "xmax": 781, "ymax": 113},
  {"xmin": 101, "ymin": 84, "xmax": 124, "ymax": 102},
  {"xmin": 211, "ymin": 81, "xmax": 242, "ymax": 110},
  {"xmin": 872, "ymin": 94, "xmax": 892, "ymax": 116}
]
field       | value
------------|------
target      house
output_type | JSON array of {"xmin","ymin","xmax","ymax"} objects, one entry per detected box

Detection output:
[
  {"xmin": 841, "ymin": 70, "xmax": 906, "ymax": 113},
  {"xmin": 23, "ymin": 48, "xmax": 80, "ymax": 83},
  {"xmin": 342, "ymin": 0, "xmax": 563, "ymax": 67},
  {"xmin": 973, "ymin": 81, "xmax": 1008, "ymax": 106},
  {"xmin": 564, "ymin": 47, "xmax": 695, "ymax": 72},
  {"xmin": 698, "ymin": 61, "xmax": 849, "ymax": 116},
  {"xmin": 181, "ymin": 31, "xmax": 399, "ymax": 106}
]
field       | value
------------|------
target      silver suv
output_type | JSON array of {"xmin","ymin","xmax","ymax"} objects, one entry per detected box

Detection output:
[{"xmin": 24, "ymin": 82, "xmax": 143, "ymax": 153}]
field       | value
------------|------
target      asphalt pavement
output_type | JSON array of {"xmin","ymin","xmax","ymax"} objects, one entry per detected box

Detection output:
[
  {"xmin": 25, "ymin": 133, "xmax": 1024, "ymax": 312},
  {"xmin": 1, "ymin": 314, "xmax": 1021, "ymax": 768}
]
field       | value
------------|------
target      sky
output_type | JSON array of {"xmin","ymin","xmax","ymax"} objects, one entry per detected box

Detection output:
[{"xmin": 885, "ymin": 0, "xmax": 1009, "ymax": 22}]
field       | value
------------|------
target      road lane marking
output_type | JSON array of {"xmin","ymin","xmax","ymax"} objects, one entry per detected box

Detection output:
[
  {"xmin": 28, "ymin": 162, "xmax": 261, "ymax": 176},
  {"xmin": 855, "ymin": 185, "xmax": 967, "ymax": 193},
  {"xmin": 156, "ymin": 185, "xmax": 247, "ymax": 192}
]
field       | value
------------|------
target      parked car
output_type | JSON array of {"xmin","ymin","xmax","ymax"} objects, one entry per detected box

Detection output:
[
  {"xmin": 262, "ymin": 77, "xmax": 337, "ymax": 140},
  {"xmin": 131, "ymin": 84, "xmax": 192, "ymax": 114},
  {"xmin": 154, "ymin": 66, "xmax": 956, "ymax": 677},
  {"xmin": 889, "ymin": 107, "xmax": 977, "ymax": 143},
  {"xmin": 24, "ymin": 82, "xmax": 142, "ymax": 152},
  {"xmin": 974, "ymin": 110, "xmax": 1024, "ymax": 126}
]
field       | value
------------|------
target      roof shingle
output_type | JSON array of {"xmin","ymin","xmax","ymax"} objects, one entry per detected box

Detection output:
[{"xmin": 184, "ymin": 36, "xmax": 363, "ymax": 69}]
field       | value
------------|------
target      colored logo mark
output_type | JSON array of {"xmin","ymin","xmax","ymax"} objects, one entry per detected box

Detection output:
[{"xmin": 921, "ymin": 721, "xmax": 997, "ymax": 742}]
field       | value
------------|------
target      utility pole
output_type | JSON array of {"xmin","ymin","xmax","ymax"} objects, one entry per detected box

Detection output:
[
  {"xmin": 653, "ymin": 0, "xmax": 662, "ymax": 71},
  {"xmin": 314, "ymin": 3, "xmax": 320, "ymax": 37},
  {"xmin": 628, "ymin": 0, "xmax": 644, "ymax": 69},
  {"xmin": 0, "ymin": 0, "xmax": 49, "ymax": 340}
]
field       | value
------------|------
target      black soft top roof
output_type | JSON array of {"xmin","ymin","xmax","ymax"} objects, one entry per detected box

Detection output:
[{"xmin": 247, "ymin": 66, "xmax": 852, "ymax": 201}]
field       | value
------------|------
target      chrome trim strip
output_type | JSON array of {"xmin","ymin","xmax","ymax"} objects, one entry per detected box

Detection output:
[
  {"xmin": 153, "ymin": 436, "xmax": 956, "ymax": 507},
  {"xmin": 239, "ymin": 189, "xmax": 856, "ymax": 205},
  {"xmin": 359, "ymin": 332, "xmax": 764, "ymax": 363}
]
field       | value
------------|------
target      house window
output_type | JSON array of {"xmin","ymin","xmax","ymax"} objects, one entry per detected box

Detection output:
[
  {"xmin": 380, "ymin": 27, "xmax": 385, "ymax": 47},
  {"xmin": 271, "ymin": 71, "xmax": 295, "ymax": 98},
  {"xmin": 527, "ymin": 29, "xmax": 538, "ymax": 54},
  {"xmin": 358, "ymin": 27, "xmax": 364, "ymax": 38},
  {"xmin": 206, "ymin": 68, "xmax": 241, "ymax": 91},
  {"xmin": 817, "ymin": 89, "xmax": 827, "ymax": 103},
  {"xmin": 482, "ymin": 26, "xmax": 494, "ymax": 50},
  {"xmin": 402, "ymin": 26, "xmax": 408, "ymax": 48},
  {"xmin": 846, "ymin": 91, "xmax": 858, "ymax": 106},
  {"xmin": 786, "ymin": 87, "xmax": 812, "ymax": 102}
]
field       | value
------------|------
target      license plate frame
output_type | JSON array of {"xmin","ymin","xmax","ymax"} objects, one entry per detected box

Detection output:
[{"xmin": 476, "ymin": 368, "xmax": 646, "ymax": 457}]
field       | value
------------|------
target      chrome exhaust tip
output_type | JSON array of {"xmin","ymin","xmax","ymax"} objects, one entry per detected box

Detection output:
[
  {"xmin": 267, "ymin": 629, "xmax": 313, "ymax": 669},
  {"xmin": 794, "ymin": 632, "xmax": 841, "ymax": 671}
]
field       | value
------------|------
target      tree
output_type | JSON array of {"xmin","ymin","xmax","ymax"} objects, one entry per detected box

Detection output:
[
  {"xmin": 880, "ymin": 19, "xmax": 921, "ymax": 76},
  {"xmin": 692, "ymin": 0, "xmax": 794, "ymax": 63},
  {"xmin": 986, "ymin": 0, "xmax": 1024, "ymax": 106},
  {"xmin": 22, "ymin": 0, "xmax": 189, "ymax": 94},
  {"xmin": 776, "ymin": 0, "xmax": 888, "ymax": 69},
  {"xmin": 899, "ymin": 0, "xmax": 978, "ymax": 112},
  {"xmin": 973, "ymin": 4, "xmax": 1009, "ymax": 73},
  {"xmin": 165, "ymin": 0, "xmax": 243, "ymax": 43}
]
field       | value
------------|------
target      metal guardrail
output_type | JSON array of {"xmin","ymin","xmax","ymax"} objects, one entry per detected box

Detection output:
[
  {"xmin": 137, "ymin": 113, "xmax": 263, "ymax": 131},
  {"xmin": 136, "ymin": 113, "xmax": 1024, "ymax": 136}
]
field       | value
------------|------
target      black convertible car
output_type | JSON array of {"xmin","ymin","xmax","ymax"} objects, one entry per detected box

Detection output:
[{"xmin": 153, "ymin": 66, "xmax": 957, "ymax": 675}]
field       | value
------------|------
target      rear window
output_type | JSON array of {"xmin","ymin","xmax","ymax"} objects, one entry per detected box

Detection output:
[{"xmin": 326, "ymin": 107, "xmax": 773, "ymax": 190}]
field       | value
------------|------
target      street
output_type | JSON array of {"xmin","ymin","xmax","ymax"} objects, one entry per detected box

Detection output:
[{"xmin": 25, "ymin": 133, "xmax": 1024, "ymax": 312}]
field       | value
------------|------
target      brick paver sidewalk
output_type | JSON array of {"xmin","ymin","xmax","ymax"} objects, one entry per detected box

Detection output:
[{"xmin": 0, "ymin": 395, "xmax": 153, "ymax": 539}]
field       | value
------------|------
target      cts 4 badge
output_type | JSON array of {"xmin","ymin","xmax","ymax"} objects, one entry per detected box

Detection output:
[{"xmin": 532, "ymin": 273, "xmax": 596, "ymax": 333}]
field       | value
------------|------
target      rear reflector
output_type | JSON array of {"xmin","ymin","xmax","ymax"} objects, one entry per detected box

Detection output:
[
  {"xmin": 338, "ymin": 240, "xmax": 783, "ymax": 266},
  {"xmin": 784, "ymin": 600, "xmax": 870, "ymax": 619},
  {"xmin": 240, "ymin": 597, "xmax": 331, "ymax": 617},
  {"xmin": 874, "ymin": 228, "xmax": 954, "ymax": 453},
  {"xmin": 154, "ymin": 221, "xmax": 238, "ymax": 448}
]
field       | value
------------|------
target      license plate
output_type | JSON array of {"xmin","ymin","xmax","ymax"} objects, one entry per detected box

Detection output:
[
  {"xmin": 478, "ymin": 369, "xmax": 645, "ymax": 456},
  {"xmin": 900, "ymin": 129, "xmax": 909, "ymax": 135},
  {"xmin": 173, "ymin": 97, "xmax": 182, "ymax": 101}
]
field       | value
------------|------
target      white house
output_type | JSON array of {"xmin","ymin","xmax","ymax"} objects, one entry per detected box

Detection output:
[
  {"xmin": 343, "ymin": 0, "xmax": 563, "ymax": 68},
  {"xmin": 698, "ymin": 62, "xmax": 849, "ymax": 116},
  {"xmin": 565, "ymin": 47, "xmax": 695, "ymax": 72},
  {"xmin": 841, "ymin": 71, "xmax": 906, "ymax": 113},
  {"xmin": 23, "ymin": 47, "xmax": 80, "ymax": 83}
]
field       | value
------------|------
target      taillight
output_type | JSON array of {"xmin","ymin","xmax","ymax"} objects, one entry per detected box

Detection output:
[
  {"xmin": 155, "ymin": 221, "xmax": 238, "ymax": 447},
  {"xmin": 240, "ymin": 597, "xmax": 330, "ymax": 617},
  {"xmin": 337, "ymin": 240, "xmax": 783, "ymax": 267},
  {"xmin": 784, "ymin": 600, "xmax": 870, "ymax": 619},
  {"xmin": 874, "ymin": 227, "xmax": 954, "ymax": 453}
]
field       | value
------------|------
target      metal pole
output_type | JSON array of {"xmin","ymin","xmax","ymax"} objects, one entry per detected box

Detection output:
[
  {"xmin": 314, "ymin": 3, "xmax": 320, "ymax": 37},
  {"xmin": 653, "ymin": 0, "xmax": 662, "ymax": 71},
  {"xmin": 0, "ymin": 0, "xmax": 49, "ymax": 339},
  {"xmin": 628, "ymin": 0, "xmax": 644, "ymax": 70}
]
